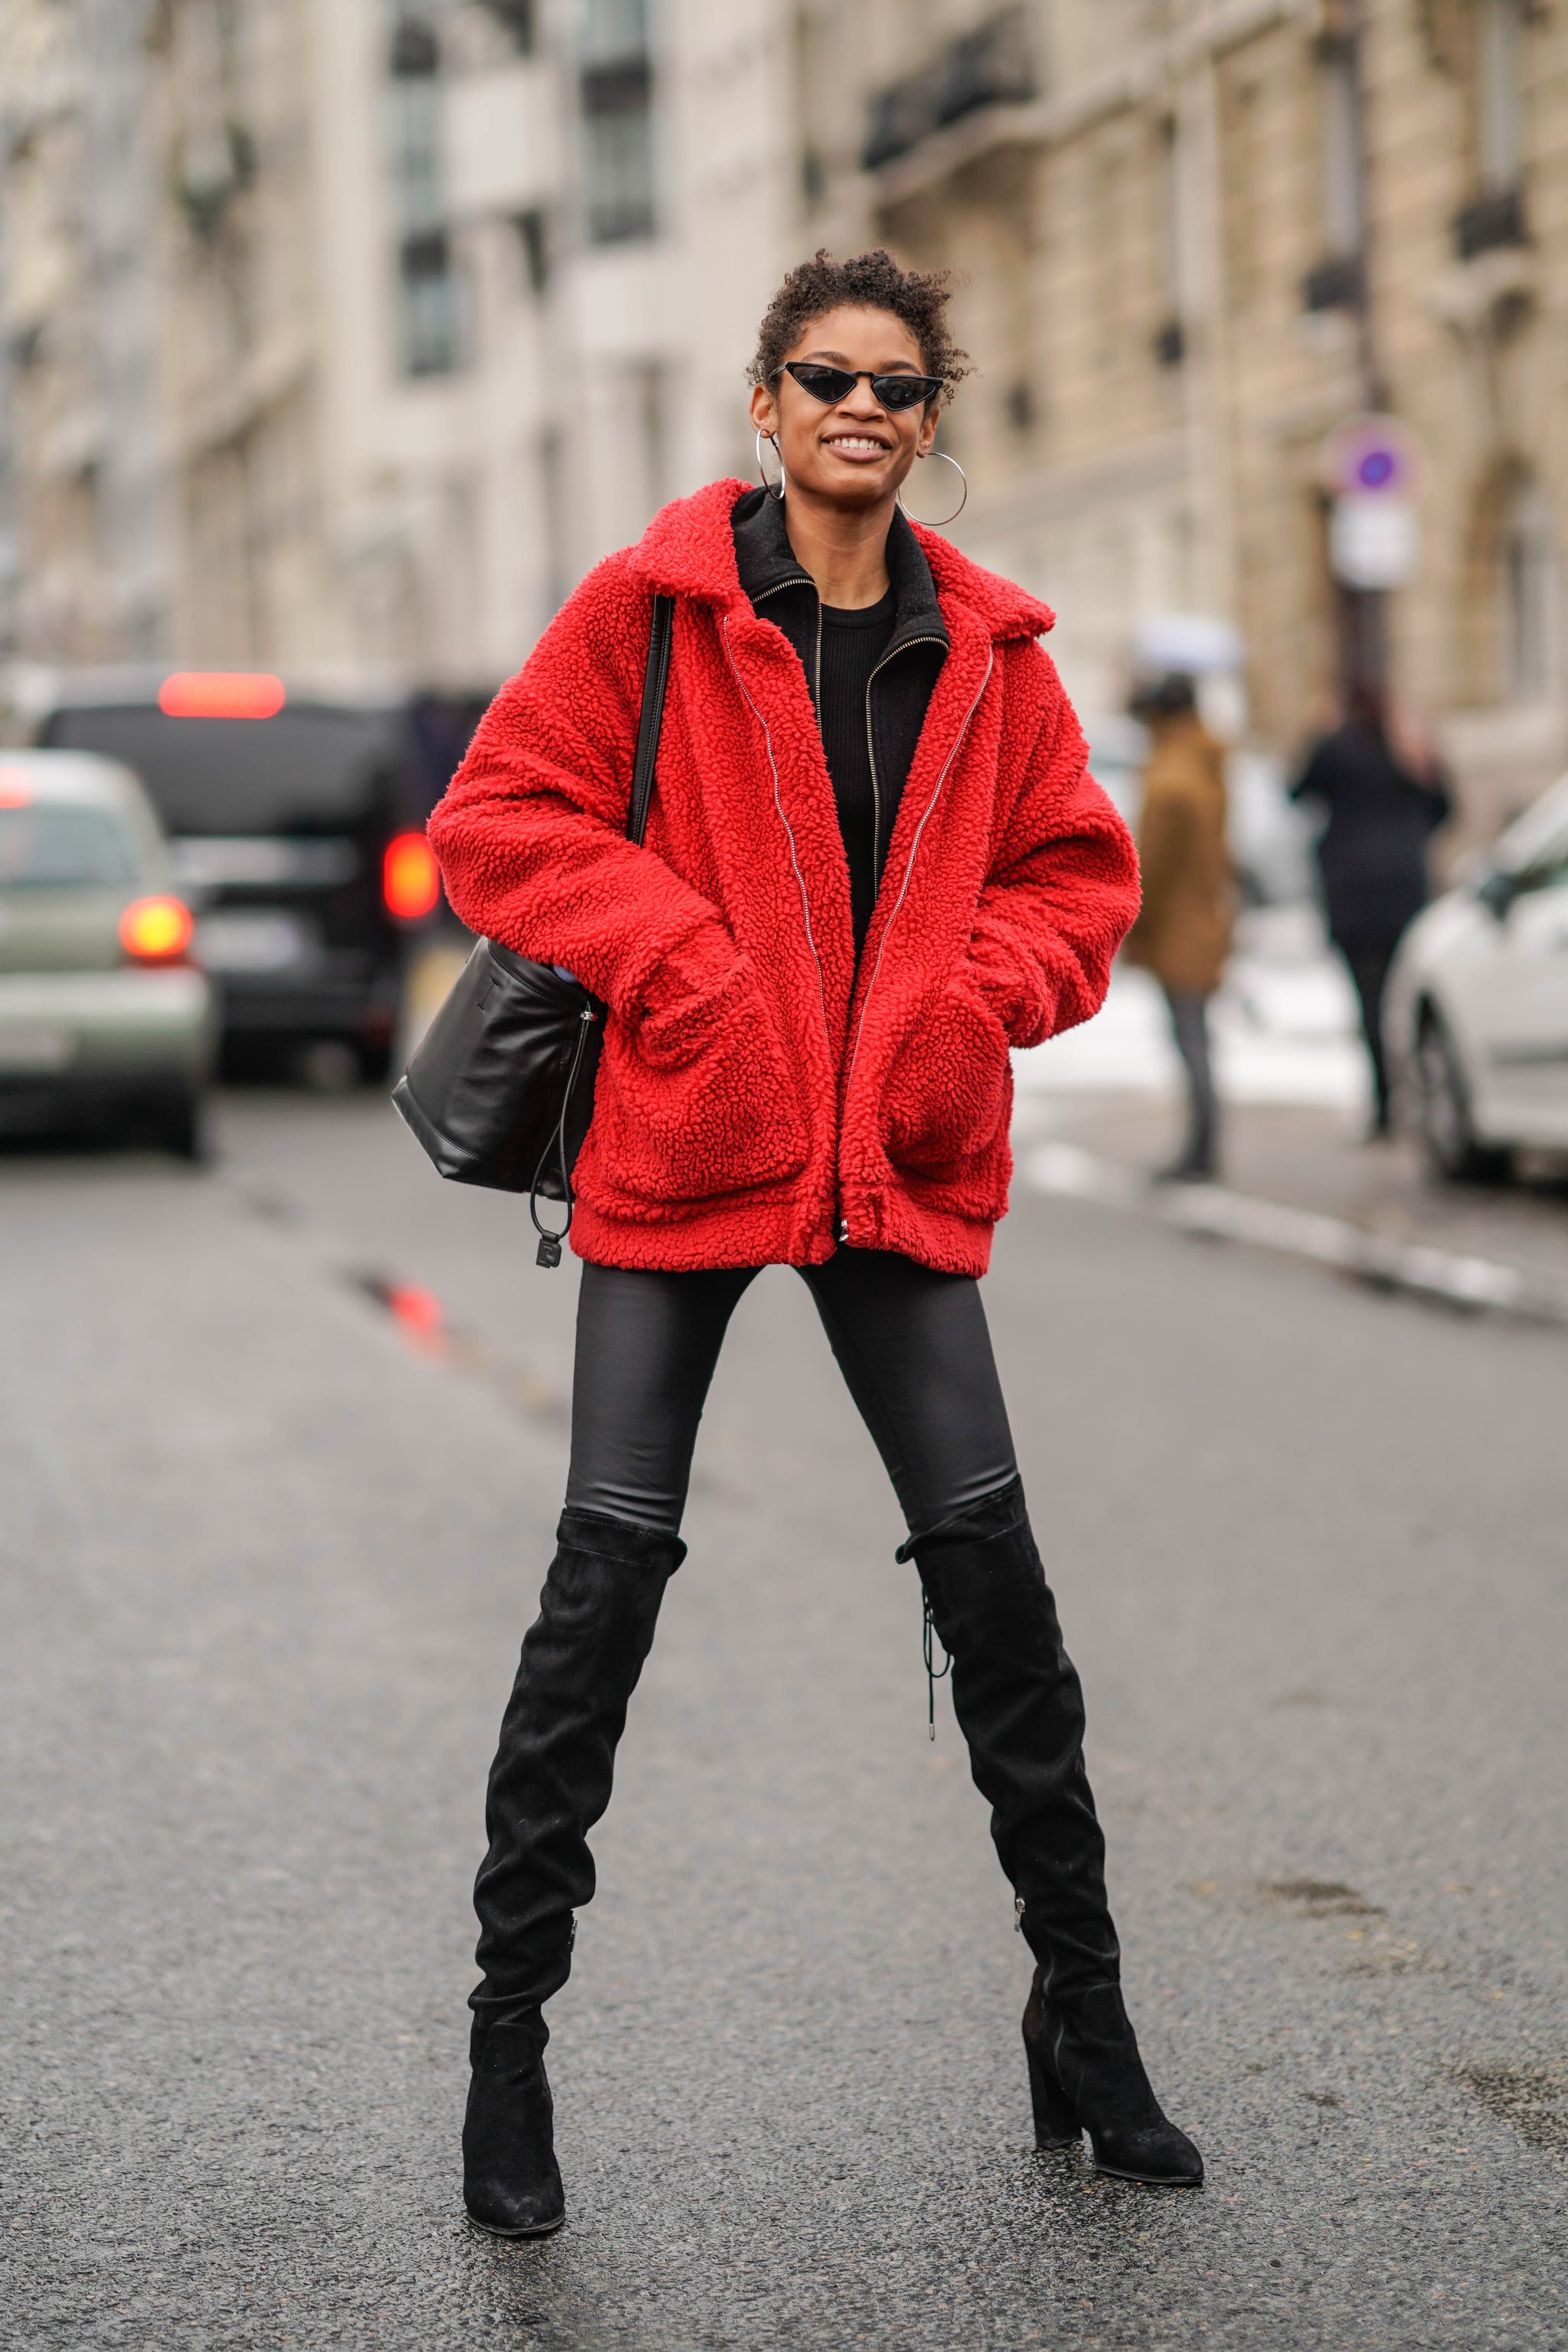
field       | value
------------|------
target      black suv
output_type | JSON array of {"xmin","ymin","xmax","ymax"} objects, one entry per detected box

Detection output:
[{"xmin": 34, "ymin": 671, "xmax": 480, "ymax": 1079}]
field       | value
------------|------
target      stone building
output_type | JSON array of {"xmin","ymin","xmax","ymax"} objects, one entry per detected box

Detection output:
[
  {"xmin": 4, "ymin": 0, "xmax": 1561, "ymax": 835},
  {"xmin": 0, "ymin": 0, "xmax": 172, "ymax": 662},
  {"xmin": 799, "ymin": 0, "xmax": 1568, "ymax": 841},
  {"xmin": 2, "ymin": 0, "xmax": 807, "ymax": 689}
]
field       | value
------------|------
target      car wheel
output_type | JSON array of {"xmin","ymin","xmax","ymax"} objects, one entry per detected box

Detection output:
[
  {"xmin": 162, "ymin": 1086, "xmax": 212, "ymax": 1165},
  {"xmin": 1416, "ymin": 1009, "xmax": 1511, "ymax": 1184}
]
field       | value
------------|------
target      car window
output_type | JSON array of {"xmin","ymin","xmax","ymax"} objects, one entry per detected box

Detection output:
[
  {"xmin": 40, "ymin": 704, "xmax": 407, "ymax": 835},
  {"xmin": 1517, "ymin": 848, "xmax": 1568, "ymax": 896},
  {"xmin": 0, "ymin": 804, "xmax": 140, "ymax": 891},
  {"xmin": 1495, "ymin": 778, "xmax": 1568, "ymax": 879}
]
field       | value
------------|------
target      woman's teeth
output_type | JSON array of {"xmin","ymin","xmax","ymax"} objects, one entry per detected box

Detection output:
[{"xmin": 825, "ymin": 436, "xmax": 887, "ymax": 456}]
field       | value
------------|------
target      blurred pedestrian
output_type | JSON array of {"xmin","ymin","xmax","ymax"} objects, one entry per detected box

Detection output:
[
  {"xmin": 1291, "ymin": 683, "xmax": 1452, "ymax": 1137},
  {"xmin": 1122, "ymin": 673, "xmax": 1232, "ymax": 1182},
  {"xmin": 429, "ymin": 249, "xmax": 1201, "ymax": 2239}
]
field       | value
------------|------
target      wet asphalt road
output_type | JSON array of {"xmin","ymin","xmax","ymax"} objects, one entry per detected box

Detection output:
[{"xmin": 2, "ymin": 1089, "xmax": 1566, "ymax": 2351}]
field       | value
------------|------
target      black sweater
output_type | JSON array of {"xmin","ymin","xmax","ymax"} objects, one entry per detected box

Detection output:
[{"xmin": 730, "ymin": 488, "xmax": 949, "ymax": 953}]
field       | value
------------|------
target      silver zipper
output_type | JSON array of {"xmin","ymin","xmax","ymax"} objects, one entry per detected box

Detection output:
[
  {"xmin": 751, "ymin": 574, "xmax": 813, "ymax": 607},
  {"xmin": 720, "ymin": 616, "xmax": 828, "ymax": 1043},
  {"xmin": 844, "ymin": 645, "xmax": 995, "ymax": 1105},
  {"xmin": 865, "ymin": 632, "xmax": 946, "ymax": 889}
]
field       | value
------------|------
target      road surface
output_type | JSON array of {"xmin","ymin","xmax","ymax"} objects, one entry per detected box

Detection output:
[{"xmin": 2, "ymin": 1088, "xmax": 1565, "ymax": 2349}]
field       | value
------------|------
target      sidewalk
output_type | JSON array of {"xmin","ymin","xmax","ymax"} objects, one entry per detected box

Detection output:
[{"xmin": 1013, "ymin": 918, "xmax": 1568, "ymax": 1305}]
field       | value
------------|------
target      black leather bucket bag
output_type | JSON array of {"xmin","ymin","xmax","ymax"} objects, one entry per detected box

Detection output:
[{"xmin": 392, "ymin": 594, "xmax": 674, "ymax": 1266}]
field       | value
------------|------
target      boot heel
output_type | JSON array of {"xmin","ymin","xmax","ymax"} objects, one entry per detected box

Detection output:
[{"xmin": 1024, "ymin": 2027, "xmax": 1080, "ymax": 2148}]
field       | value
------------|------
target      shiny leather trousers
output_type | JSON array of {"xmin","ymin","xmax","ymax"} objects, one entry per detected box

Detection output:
[{"xmin": 470, "ymin": 1251, "xmax": 1118, "ymax": 2031}]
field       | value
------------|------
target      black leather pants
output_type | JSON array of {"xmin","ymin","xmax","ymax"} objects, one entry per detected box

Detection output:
[
  {"xmin": 566, "ymin": 1250, "xmax": 1019, "ymax": 1536},
  {"xmin": 472, "ymin": 1251, "xmax": 1117, "ymax": 2030}
]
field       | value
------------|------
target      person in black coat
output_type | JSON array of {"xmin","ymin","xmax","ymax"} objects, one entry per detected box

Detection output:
[{"xmin": 1291, "ymin": 685, "xmax": 1452, "ymax": 1135}]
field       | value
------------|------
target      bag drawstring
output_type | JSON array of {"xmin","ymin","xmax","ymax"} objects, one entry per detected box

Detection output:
[
  {"xmin": 921, "ymin": 1588, "xmax": 952, "ymax": 1741},
  {"xmin": 529, "ymin": 1006, "xmax": 596, "ymax": 1269}
]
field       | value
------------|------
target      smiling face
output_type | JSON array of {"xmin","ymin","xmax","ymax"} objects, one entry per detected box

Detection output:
[{"xmin": 747, "ymin": 304, "xmax": 939, "ymax": 514}]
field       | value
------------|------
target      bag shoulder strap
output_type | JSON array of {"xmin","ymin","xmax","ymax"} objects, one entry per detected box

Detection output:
[{"xmin": 626, "ymin": 592, "xmax": 675, "ymax": 848}]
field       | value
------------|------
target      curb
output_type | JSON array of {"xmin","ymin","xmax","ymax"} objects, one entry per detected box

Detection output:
[{"xmin": 1024, "ymin": 1143, "xmax": 1568, "ymax": 1331}]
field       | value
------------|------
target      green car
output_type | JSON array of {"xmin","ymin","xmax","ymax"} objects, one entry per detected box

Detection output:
[{"xmin": 0, "ymin": 749, "xmax": 215, "ymax": 1155}]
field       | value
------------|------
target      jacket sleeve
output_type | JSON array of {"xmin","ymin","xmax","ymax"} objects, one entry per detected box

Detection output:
[
  {"xmin": 427, "ymin": 560, "xmax": 738, "ymax": 1014},
  {"xmin": 966, "ymin": 655, "xmax": 1142, "ymax": 1049}
]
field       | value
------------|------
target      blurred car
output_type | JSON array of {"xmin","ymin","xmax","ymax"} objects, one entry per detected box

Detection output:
[
  {"xmin": 1387, "ymin": 773, "xmax": 1568, "ymax": 1179},
  {"xmin": 26, "ymin": 668, "xmax": 447, "ymax": 1080},
  {"xmin": 0, "ymin": 749, "xmax": 214, "ymax": 1155}
]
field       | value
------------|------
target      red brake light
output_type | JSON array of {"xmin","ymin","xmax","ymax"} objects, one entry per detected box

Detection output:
[
  {"xmin": 158, "ymin": 671, "xmax": 286, "ymax": 720},
  {"xmin": 119, "ymin": 894, "xmax": 195, "ymax": 962},
  {"xmin": 384, "ymin": 831, "xmax": 440, "ymax": 920},
  {"xmin": 0, "ymin": 766, "xmax": 34, "ymax": 806}
]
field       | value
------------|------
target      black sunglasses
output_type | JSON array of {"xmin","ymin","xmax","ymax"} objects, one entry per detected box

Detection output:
[{"xmin": 777, "ymin": 361, "xmax": 943, "ymax": 413}]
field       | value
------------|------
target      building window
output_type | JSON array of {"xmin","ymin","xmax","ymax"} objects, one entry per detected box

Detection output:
[
  {"xmin": 514, "ymin": 207, "xmax": 550, "ymax": 298},
  {"xmin": 1501, "ymin": 477, "xmax": 1560, "ymax": 702},
  {"xmin": 1476, "ymin": 0, "xmax": 1525, "ymax": 192},
  {"xmin": 579, "ymin": 0, "xmax": 655, "ymax": 244},
  {"xmin": 1301, "ymin": 26, "xmax": 1366, "ymax": 312},
  {"xmin": 482, "ymin": 0, "xmax": 537, "ymax": 51},
  {"xmin": 388, "ymin": 12, "xmax": 461, "ymax": 375},
  {"xmin": 1454, "ymin": 0, "xmax": 1529, "ymax": 258},
  {"xmin": 1153, "ymin": 116, "xmax": 1185, "ymax": 368}
]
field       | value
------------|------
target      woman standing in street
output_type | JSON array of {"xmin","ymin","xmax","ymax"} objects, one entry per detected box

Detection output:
[
  {"xmin": 1292, "ymin": 684, "xmax": 1452, "ymax": 1137},
  {"xmin": 1123, "ymin": 673, "xmax": 1233, "ymax": 1183},
  {"xmin": 428, "ymin": 249, "xmax": 1203, "ymax": 2236}
]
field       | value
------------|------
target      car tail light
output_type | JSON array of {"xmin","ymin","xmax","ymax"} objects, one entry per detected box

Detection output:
[
  {"xmin": 383, "ymin": 831, "xmax": 440, "ymax": 921},
  {"xmin": 0, "ymin": 766, "xmax": 34, "ymax": 806},
  {"xmin": 158, "ymin": 671, "xmax": 286, "ymax": 720},
  {"xmin": 119, "ymin": 894, "xmax": 195, "ymax": 962}
]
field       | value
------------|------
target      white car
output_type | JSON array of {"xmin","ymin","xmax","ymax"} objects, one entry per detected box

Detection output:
[{"xmin": 1387, "ymin": 773, "xmax": 1568, "ymax": 1178}]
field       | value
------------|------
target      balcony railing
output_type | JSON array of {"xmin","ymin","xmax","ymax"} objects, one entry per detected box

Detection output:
[
  {"xmin": 1452, "ymin": 185, "xmax": 1528, "ymax": 262},
  {"xmin": 1300, "ymin": 252, "xmax": 1364, "ymax": 313},
  {"xmin": 862, "ymin": 6, "xmax": 1036, "ymax": 173}
]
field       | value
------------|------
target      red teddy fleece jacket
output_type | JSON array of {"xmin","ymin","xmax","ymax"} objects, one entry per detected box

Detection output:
[{"xmin": 428, "ymin": 479, "xmax": 1140, "ymax": 1276}]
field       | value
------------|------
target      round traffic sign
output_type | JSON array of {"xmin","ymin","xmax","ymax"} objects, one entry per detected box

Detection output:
[{"xmin": 1319, "ymin": 413, "xmax": 1423, "ymax": 502}]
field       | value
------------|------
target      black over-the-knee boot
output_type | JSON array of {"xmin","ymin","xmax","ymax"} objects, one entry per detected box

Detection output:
[
  {"xmin": 463, "ymin": 1507, "xmax": 684, "ymax": 2236},
  {"xmin": 901, "ymin": 1478, "xmax": 1201, "ymax": 2187}
]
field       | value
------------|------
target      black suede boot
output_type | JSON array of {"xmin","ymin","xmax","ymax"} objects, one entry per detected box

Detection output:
[
  {"xmin": 463, "ymin": 2017, "xmax": 564, "ymax": 2236},
  {"xmin": 1023, "ymin": 1975, "xmax": 1202, "ymax": 2187},
  {"xmin": 463, "ymin": 1507, "xmax": 685, "ymax": 2235},
  {"xmin": 902, "ymin": 1479, "xmax": 1201, "ymax": 2188}
]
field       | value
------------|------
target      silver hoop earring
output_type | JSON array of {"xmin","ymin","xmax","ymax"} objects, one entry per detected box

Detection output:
[
  {"xmin": 756, "ymin": 427, "xmax": 786, "ymax": 501},
  {"xmin": 897, "ymin": 449, "xmax": 968, "ymax": 530}
]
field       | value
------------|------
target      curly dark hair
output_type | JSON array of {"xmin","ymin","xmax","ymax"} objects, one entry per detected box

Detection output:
[{"xmin": 746, "ymin": 248, "xmax": 972, "ymax": 408}]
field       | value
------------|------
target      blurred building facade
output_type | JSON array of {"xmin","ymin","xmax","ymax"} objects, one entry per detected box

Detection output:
[
  {"xmin": 1, "ymin": 0, "xmax": 1564, "ymax": 837},
  {"xmin": 804, "ymin": 0, "xmax": 1568, "ymax": 840},
  {"xmin": 2, "ymin": 0, "xmax": 802, "ymax": 689},
  {"xmin": 0, "ymin": 0, "xmax": 172, "ymax": 662}
]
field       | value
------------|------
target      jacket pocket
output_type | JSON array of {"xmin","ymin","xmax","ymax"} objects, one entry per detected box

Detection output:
[
  {"xmin": 585, "ymin": 955, "xmax": 808, "ymax": 1207},
  {"xmin": 883, "ymin": 965, "xmax": 1013, "ymax": 1178}
]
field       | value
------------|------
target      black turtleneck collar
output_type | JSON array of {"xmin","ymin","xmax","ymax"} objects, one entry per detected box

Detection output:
[{"xmin": 730, "ymin": 485, "xmax": 949, "ymax": 663}]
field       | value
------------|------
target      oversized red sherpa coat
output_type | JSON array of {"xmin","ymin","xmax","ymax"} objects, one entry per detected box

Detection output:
[{"xmin": 428, "ymin": 479, "xmax": 1140, "ymax": 1276}]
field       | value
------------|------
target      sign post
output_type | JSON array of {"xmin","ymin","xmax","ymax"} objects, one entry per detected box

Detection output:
[{"xmin": 1318, "ymin": 413, "xmax": 1423, "ymax": 701}]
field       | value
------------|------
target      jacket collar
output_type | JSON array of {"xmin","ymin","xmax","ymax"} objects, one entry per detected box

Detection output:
[
  {"xmin": 730, "ymin": 483, "xmax": 949, "ymax": 665},
  {"xmin": 627, "ymin": 478, "xmax": 1054, "ymax": 646}
]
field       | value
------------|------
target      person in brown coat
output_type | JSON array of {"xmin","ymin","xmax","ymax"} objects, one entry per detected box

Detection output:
[{"xmin": 1122, "ymin": 673, "xmax": 1233, "ymax": 1181}]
